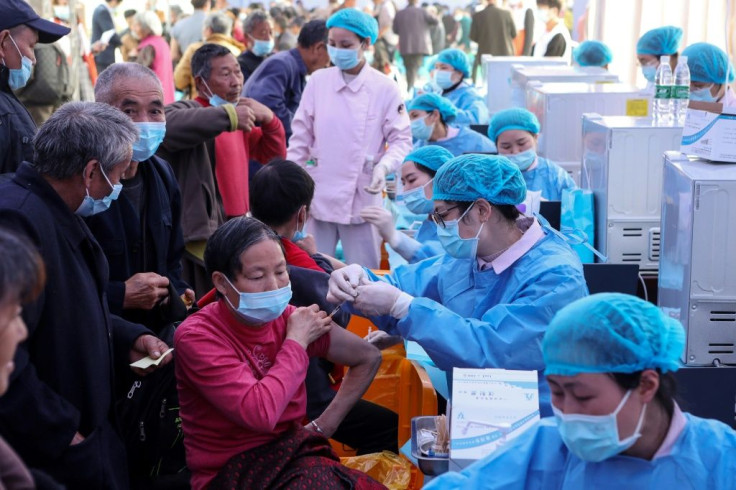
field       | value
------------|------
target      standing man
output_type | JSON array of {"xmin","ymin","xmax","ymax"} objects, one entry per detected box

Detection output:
[
  {"xmin": 470, "ymin": 0, "xmax": 516, "ymax": 84},
  {"xmin": 159, "ymin": 44, "xmax": 286, "ymax": 294},
  {"xmin": 91, "ymin": 0, "xmax": 122, "ymax": 74},
  {"xmin": 237, "ymin": 10, "xmax": 274, "ymax": 83},
  {"xmin": 0, "ymin": 102, "xmax": 170, "ymax": 489},
  {"xmin": 91, "ymin": 63, "xmax": 193, "ymax": 333},
  {"xmin": 372, "ymin": 0, "xmax": 398, "ymax": 73},
  {"xmin": 0, "ymin": 0, "xmax": 70, "ymax": 174},
  {"xmin": 243, "ymin": 20, "xmax": 329, "ymax": 141},
  {"xmin": 170, "ymin": 0, "xmax": 210, "ymax": 63},
  {"xmin": 392, "ymin": 0, "xmax": 438, "ymax": 91}
]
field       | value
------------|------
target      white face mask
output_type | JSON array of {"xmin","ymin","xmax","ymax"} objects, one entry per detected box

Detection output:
[{"xmin": 553, "ymin": 390, "xmax": 647, "ymax": 463}]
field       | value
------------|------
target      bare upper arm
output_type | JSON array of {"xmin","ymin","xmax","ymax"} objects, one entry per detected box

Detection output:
[{"xmin": 324, "ymin": 325, "xmax": 380, "ymax": 368}]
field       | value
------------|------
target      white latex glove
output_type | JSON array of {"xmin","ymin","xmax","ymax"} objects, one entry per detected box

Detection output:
[
  {"xmin": 353, "ymin": 281, "xmax": 402, "ymax": 317},
  {"xmin": 364, "ymin": 163, "xmax": 388, "ymax": 194},
  {"xmin": 327, "ymin": 264, "xmax": 369, "ymax": 303},
  {"xmin": 364, "ymin": 330, "xmax": 403, "ymax": 350},
  {"xmin": 360, "ymin": 206, "xmax": 398, "ymax": 246}
]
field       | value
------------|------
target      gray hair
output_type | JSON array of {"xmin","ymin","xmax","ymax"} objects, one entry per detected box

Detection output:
[
  {"xmin": 203, "ymin": 12, "xmax": 233, "ymax": 36},
  {"xmin": 243, "ymin": 11, "xmax": 270, "ymax": 35},
  {"xmin": 32, "ymin": 102, "xmax": 138, "ymax": 180},
  {"xmin": 94, "ymin": 62, "xmax": 163, "ymax": 104},
  {"xmin": 134, "ymin": 11, "xmax": 163, "ymax": 37}
]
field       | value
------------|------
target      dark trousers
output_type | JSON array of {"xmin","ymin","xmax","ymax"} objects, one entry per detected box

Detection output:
[
  {"xmin": 402, "ymin": 54, "xmax": 425, "ymax": 92},
  {"xmin": 331, "ymin": 399, "xmax": 398, "ymax": 455}
]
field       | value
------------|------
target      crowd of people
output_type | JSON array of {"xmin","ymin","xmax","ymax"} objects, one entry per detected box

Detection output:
[{"xmin": 0, "ymin": 0, "xmax": 735, "ymax": 489}]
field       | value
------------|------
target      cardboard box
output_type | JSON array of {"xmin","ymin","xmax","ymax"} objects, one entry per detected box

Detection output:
[
  {"xmin": 449, "ymin": 368, "xmax": 540, "ymax": 471},
  {"xmin": 681, "ymin": 102, "xmax": 736, "ymax": 162}
]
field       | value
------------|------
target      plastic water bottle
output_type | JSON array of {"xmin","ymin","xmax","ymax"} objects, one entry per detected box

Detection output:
[
  {"xmin": 672, "ymin": 56, "xmax": 690, "ymax": 125},
  {"xmin": 654, "ymin": 56, "xmax": 673, "ymax": 125}
]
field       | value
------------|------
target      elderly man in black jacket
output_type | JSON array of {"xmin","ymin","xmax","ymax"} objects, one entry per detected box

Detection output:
[
  {"xmin": 90, "ymin": 63, "xmax": 194, "ymax": 333},
  {"xmin": 0, "ymin": 0, "xmax": 70, "ymax": 173},
  {"xmin": 0, "ymin": 101, "xmax": 171, "ymax": 490}
]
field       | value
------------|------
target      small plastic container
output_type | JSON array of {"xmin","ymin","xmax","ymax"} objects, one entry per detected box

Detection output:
[{"xmin": 411, "ymin": 416, "xmax": 450, "ymax": 476}]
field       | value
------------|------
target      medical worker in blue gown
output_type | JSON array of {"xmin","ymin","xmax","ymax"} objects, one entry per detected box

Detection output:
[
  {"xmin": 426, "ymin": 293, "xmax": 736, "ymax": 489},
  {"xmin": 328, "ymin": 154, "xmax": 588, "ymax": 416},
  {"xmin": 572, "ymin": 40, "xmax": 613, "ymax": 69},
  {"xmin": 431, "ymin": 48, "xmax": 489, "ymax": 125},
  {"xmin": 488, "ymin": 108, "xmax": 576, "ymax": 200},
  {"xmin": 410, "ymin": 93, "xmax": 496, "ymax": 156},
  {"xmin": 361, "ymin": 146, "xmax": 453, "ymax": 264}
]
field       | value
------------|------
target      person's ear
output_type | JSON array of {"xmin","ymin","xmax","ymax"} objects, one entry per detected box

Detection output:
[
  {"xmin": 212, "ymin": 271, "xmax": 230, "ymax": 297},
  {"xmin": 0, "ymin": 30, "xmax": 10, "ymax": 60},
  {"xmin": 475, "ymin": 199, "xmax": 493, "ymax": 223},
  {"xmin": 82, "ymin": 160, "xmax": 99, "ymax": 188},
  {"xmin": 637, "ymin": 369, "xmax": 660, "ymax": 404}
]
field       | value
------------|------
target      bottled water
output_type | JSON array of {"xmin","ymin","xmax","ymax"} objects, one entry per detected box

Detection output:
[
  {"xmin": 654, "ymin": 56, "xmax": 673, "ymax": 125},
  {"xmin": 672, "ymin": 56, "xmax": 690, "ymax": 125}
]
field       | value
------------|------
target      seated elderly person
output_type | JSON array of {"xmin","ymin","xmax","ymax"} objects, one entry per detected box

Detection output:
[
  {"xmin": 249, "ymin": 159, "xmax": 398, "ymax": 455},
  {"xmin": 90, "ymin": 63, "xmax": 193, "ymax": 332},
  {"xmin": 174, "ymin": 217, "xmax": 384, "ymax": 489}
]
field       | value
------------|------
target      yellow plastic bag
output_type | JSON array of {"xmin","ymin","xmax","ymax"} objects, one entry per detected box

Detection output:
[{"xmin": 341, "ymin": 451, "xmax": 412, "ymax": 490}]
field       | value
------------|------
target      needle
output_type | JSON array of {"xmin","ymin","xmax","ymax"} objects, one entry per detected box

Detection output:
[{"xmin": 328, "ymin": 303, "xmax": 343, "ymax": 318}]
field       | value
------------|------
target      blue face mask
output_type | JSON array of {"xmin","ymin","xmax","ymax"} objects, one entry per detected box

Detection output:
[
  {"xmin": 689, "ymin": 85, "xmax": 716, "ymax": 102},
  {"xmin": 433, "ymin": 70, "xmax": 456, "ymax": 90},
  {"xmin": 328, "ymin": 45, "xmax": 361, "ymax": 71},
  {"xmin": 436, "ymin": 202, "xmax": 484, "ymax": 259},
  {"xmin": 641, "ymin": 64, "xmax": 657, "ymax": 83},
  {"xmin": 75, "ymin": 165, "xmax": 123, "ymax": 217},
  {"xmin": 411, "ymin": 116, "xmax": 434, "ymax": 141},
  {"xmin": 252, "ymin": 39, "xmax": 274, "ymax": 57},
  {"xmin": 506, "ymin": 148, "xmax": 537, "ymax": 171},
  {"xmin": 553, "ymin": 390, "xmax": 647, "ymax": 463},
  {"xmin": 400, "ymin": 179, "xmax": 434, "ymax": 214},
  {"xmin": 4, "ymin": 35, "xmax": 33, "ymax": 91},
  {"xmin": 292, "ymin": 206, "xmax": 308, "ymax": 241},
  {"xmin": 132, "ymin": 122, "xmax": 166, "ymax": 161},
  {"xmin": 224, "ymin": 276, "xmax": 293, "ymax": 324},
  {"xmin": 201, "ymin": 79, "xmax": 234, "ymax": 107}
]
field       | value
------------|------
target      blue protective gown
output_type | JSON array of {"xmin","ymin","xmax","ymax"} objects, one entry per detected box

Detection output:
[
  {"xmin": 524, "ymin": 157, "xmax": 577, "ymax": 201},
  {"xmin": 417, "ymin": 126, "xmax": 497, "ymax": 157},
  {"xmin": 443, "ymin": 82, "xmax": 490, "ymax": 126},
  {"xmin": 424, "ymin": 414, "xmax": 736, "ymax": 489},
  {"xmin": 361, "ymin": 223, "xmax": 589, "ymax": 416},
  {"xmin": 392, "ymin": 219, "xmax": 444, "ymax": 264}
]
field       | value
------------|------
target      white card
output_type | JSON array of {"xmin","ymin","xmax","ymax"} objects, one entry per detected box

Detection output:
[{"xmin": 130, "ymin": 348, "xmax": 174, "ymax": 369}]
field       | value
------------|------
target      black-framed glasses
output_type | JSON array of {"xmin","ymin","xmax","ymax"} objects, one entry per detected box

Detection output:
[{"xmin": 431, "ymin": 205, "xmax": 460, "ymax": 229}]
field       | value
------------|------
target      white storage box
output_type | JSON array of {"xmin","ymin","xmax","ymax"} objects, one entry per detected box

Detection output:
[
  {"xmin": 481, "ymin": 55, "xmax": 566, "ymax": 115},
  {"xmin": 581, "ymin": 114, "xmax": 683, "ymax": 270},
  {"xmin": 528, "ymin": 83, "xmax": 651, "ymax": 183},
  {"xmin": 510, "ymin": 66, "xmax": 619, "ymax": 108},
  {"xmin": 681, "ymin": 102, "xmax": 736, "ymax": 163},
  {"xmin": 449, "ymin": 368, "xmax": 539, "ymax": 471},
  {"xmin": 659, "ymin": 152, "xmax": 736, "ymax": 366}
]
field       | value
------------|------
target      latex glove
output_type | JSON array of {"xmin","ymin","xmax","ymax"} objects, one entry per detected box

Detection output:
[
  {"xmin": 364, "ymin": 330, "xmax": 403, "ymax": 350},
  {"xmin": 353, "ymin": 281, "xmax": 402, "ymax": 317},
  {"xmin": 364, "ymin": 162, "xmax": 388, "ymax": 194},
  {"xmin": 327, "ymin": 264, "xmax": 369, "ymax": 303},
  {"xmin": 360, "ymin": 206, "xmax": 398, "ymax": 246}
]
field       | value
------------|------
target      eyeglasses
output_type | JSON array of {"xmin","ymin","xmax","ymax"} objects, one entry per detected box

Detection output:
[{"xmin": 431, "ymin": 205, "xmax": 459, "ymax": 229}]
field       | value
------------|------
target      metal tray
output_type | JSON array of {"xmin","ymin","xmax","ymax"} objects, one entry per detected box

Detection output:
[{"xmin": 410, "ymin": 416, "xmax": 449, "ymax": 476}]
